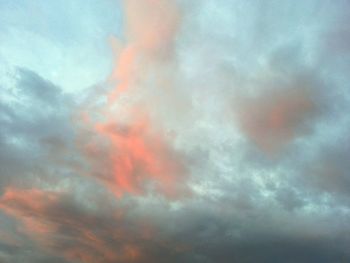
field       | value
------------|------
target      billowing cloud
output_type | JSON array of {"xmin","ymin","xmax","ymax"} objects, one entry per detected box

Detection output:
[
  {"xmin": 76, "ymin": 0, "xmax": 190, "ymax": 199},
  {"xmin": 236, "ymin": 82, "xmax": 316, "ymax": 154},
  {"xmin": 1, "ymin": 0, "xmax": 350, "ymax": 262},
  {"xmin": 80, "ymin": 114, "xmax": 189, "ymax": 199}
]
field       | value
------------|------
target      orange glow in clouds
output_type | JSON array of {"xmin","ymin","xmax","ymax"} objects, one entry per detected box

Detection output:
[
  {"xmin": 94, "ymin": 115, "xmax": 188, "ymax": 198},
  {"xmin": 0, "ymin": 188, "xmax": 146, "ymax": 263},
  {"xmin": 237, "ymin": 87, "xmax": 315, "ymax": 153},
  {"xmin": 0, "ymin": 0, "xmax": 189, "ymax": 261},
  {"xmin": 80, "ymin": 0, "xmax": 188, "ymax": 199}
]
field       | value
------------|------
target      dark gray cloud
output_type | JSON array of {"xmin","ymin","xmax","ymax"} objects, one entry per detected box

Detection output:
[
  {"xmin": 0, "ymin": 67, "xmax": 75, "ymax": 192},
  {"xmin": 1, "ymin": 185, "xmax": 349, "ymax": 263}
]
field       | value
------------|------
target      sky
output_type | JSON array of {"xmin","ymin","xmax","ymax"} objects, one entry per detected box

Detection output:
[{"xmin": 0, "ymin": 0, "xmax": 350, "ymax": 262}]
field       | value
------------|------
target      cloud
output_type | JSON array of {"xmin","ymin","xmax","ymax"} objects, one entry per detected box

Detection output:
[
  {"xmin": 76, "ymin": 0, "xmax": 191, "ymax": 200},
  {"xmin": 79, "ymin": 114, "xmax": 190, "ymax": 199},
  {"xmin": 300, "ymin": 142, "xmax": 350, "ymax": 199},
  {"xmin": 123, "ymin": 0, "xmax": 179, "ymax": 57},
  {"xmin": 1, "ymin": 0, "xmax": 350, "ymax": 262},
  {"xmin": 0, "ymin": 187, "xmax": 195, "ymax": 263},
  {"xmin": 0, "ymin": 188, "xmax": 138, "ymax": 263},
  {"xmin": 236, "ymin": 81, "xmax": 316, "ymax": 154},
  {"xmin": 2, "ymin": 186, "xmax": 349, "ymax": 263},
  {"xmin": 0, "ymin": 67, "xmax": 75, "ymax": 192}
]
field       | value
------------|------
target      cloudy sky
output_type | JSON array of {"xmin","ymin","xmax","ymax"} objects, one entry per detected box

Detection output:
[{"xmin": 1, "ymin": 0, "xmax": 350, "ymax": 262}]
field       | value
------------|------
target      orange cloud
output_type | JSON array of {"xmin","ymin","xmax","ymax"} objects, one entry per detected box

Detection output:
[
  {"xmin": 123, "ymin": 0, "xmax": 180, "ymax": 56},
  {"xmin": 0, "ymin": 188, "xmax": 61, "ymax": 246},
  {"xmin": 0, "ymin": 187, "xmax": 192, "ymax": 262},
  {"xmin": 77, "ymin": 0, "xmax": 189, "ymax": 199},
  {"xmin": 108, "ymin": 0, "xmax": 180, "ymax": 101},
  {"xmin": 236, "ymin": 87, "xmax": 315, "ymax": 153},
  {"xmin": 0, "ymin": 188, "xmax": 146, "ymax": 263},
  {"xmin": 82, "ymin": 112, "xmax": 189, "ymax": 199}
]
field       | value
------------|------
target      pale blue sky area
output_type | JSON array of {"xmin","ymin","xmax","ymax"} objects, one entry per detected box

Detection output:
[{"xmin": 0, "ymin": 0, "xmax": 123, "ymax": 93}]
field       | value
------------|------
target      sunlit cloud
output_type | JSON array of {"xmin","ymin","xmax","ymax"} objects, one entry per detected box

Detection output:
[{"xmin": 1, "ymin": 0, "xmax": 350, "ymax": 262}]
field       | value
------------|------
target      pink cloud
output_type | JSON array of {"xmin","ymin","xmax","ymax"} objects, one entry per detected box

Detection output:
[
  {"xmin": 76, "ymin": 0, "xmax": 190, "ymax": 199},
  {"xmin": 236, "ymin": 87, "xmax": 315, "ymax": 153}
]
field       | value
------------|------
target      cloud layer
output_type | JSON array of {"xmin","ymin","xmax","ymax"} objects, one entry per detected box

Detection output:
[{"xmin": 1, "ymin": 0, "xmax": 350, "ymax": 262}]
